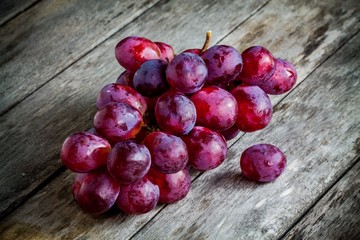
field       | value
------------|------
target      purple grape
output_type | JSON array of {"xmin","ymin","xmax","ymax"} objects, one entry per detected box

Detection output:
[
  {"xmin": 219, "ymin": 124, "xmax": 241, "ymax": 141},
  {"xmin": 201, "ymin": 45, "xmax": 243, "ymax": 87},
  {"xmin": 133, "ymin": 59, "xmax": 169, "ymax": 97},
  {"xmin": 143, "ymin": 131, "xmax": 188, "ymax": 174},
  {"xmin": 191, "ymin": 86, "xmax": 238, "ymax": 131},
  {"xmin": 155, "ymin": 91, "xmax": 196, "ymax": 135},
  {"xmin": 116, "ymin": 177, "xmax": 159, "ymax": 214},
  {"xmin": 166, "ymin": 52, "xmax": 207, "ymax": 94},
  {"xmin": 107, "ymin": 141, "xmax": 151, "ymax": 184},
  {"xmin": 116, "ymin": 70, "xmax": 134, "ymax": 87},
  {"xmin": 73, "ymin": 170, "xmax": 120, "ymax": 215},
  {"xmin": 240, "ymin": 144, "xmax": 287, "ymax": 182},
  {"xmin": 155, "ymin": 42, "xmax": 175, "ymax": 62},
  {"xmin": 182, "ymin": 126, "xmax": 227, "ymax": 171}
]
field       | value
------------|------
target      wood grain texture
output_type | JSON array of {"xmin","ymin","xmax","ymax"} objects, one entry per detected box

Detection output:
[
  {"xmin": 132, "ymin": 31, "xmax": 360, "ymax": 240},
  {"xmin": 0, "ymin": 0, "xmax": 40, "ymax": 26},
  {"xmin": 283, "ymin": 160, "xmax": 360, "ymax": 240},
  {"xmin": 0, "ymin": 0, "xmax": 269, "ymax": 220},
  {"xmin": 0, "ymin": 0, "xmax": 160, "ymax": 115}
]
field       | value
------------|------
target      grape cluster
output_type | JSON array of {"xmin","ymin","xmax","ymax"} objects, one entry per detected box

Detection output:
[{"xmin": 61, "ymin": 32, "xmax": 296, "ymax": 215}]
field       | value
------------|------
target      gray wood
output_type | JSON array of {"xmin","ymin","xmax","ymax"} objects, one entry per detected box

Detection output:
[
  {"xmin": 0, "ymin": 0, "xmax": 269, "ymax": 219},
  {"xmin": 283, "ymin": 160, "xmax": 360, "ymax": 240},
  {"xmin": 131, "ymin": 31, "xmax": 360, "ymax": 240},
  {"xmin": 0, "ymin": 0, "xmax": 39, "ymax": 26},
  {"xmin": 0, "ymin": 1, "xmax": 359, "ymax": 239},
  {"xmin": 0, "ymin": 0, "xmax": 160, "ymax": 115}
]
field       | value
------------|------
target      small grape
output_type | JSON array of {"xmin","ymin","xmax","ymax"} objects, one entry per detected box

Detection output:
[
  {"xmin": 133, "ymin": 59, "xmax": 169, "ymax": 97},
  {"xmin": 115, "ymin": 36, "xmax": 160, "ymax": 72},
  {"xmin": 258, "ymin": 58, "xmax": 297, "ymax": 95},
  {"xmin": 143, "ymin": 131, "xmax": 188, "ymax": 174},
  {"xmin": 240, "ymin": 144, "xmax": 286, "ymax": 182},
  {"xmin": 147, "ymin": 167, "xmax": 191, "ymax": 203},
  {"xmin": 181, "ymin": 48, "xmax": 201, "ymax": 55},
  {"xmin": 107, "ymin": 141, "xmax": 151, "ymax": 184},
  {"xmin": 155, "ymin": 42, "xmax": 175, "ymax": 62},
  {"xmin": 116, "ymin": 70, "xmax": 134, "ymax": 87},
  {"xmin": 231, "ymin": 85, "xmax": 272, "ymax": 132},
  {"xmin": 93, "ymin": 102, "xmax": 143, "ymax": 142},
  {"xmin": 182, "ymin": 126, "xmax": 227, "ymax": 171},
  {"xmin": 61, "ymin": 132, "xmax": 111, "ymax": 172},
  {"xmin": 155, "ymin": 91, "xmax": 196, "ymax": 135},
  {"xmin": 166, "ymin": 52, "xmax": 207, "ymax": 94},
  {"xmin": 219, "ymin": 124, "xmax": 241, "ymax": 141},
  {"xmin": 116, "ymin": 177, "xmax": 159, "ymax": 215},
  {"xmin": 238, "ymin": 46, "xmax": 276, "ymax": 85},
  {"xmin": 191, "ymin": 86, "xmax": 238, "ymax": 131},
  {"xmin": 96, "ymin": 83, "xmax": 147, "ymax": 115},
  {"xmin": 201, "ymin": 45, "xmax": 243, "ymax": 87},
  {"xmin": 73, "ymin": 170, "xmax": 120, "ymax": 215}
]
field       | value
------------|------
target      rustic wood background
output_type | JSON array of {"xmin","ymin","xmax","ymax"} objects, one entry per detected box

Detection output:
[{"xmin": 0, "ymin": 0, "xmax": 359, "ymax": 239}]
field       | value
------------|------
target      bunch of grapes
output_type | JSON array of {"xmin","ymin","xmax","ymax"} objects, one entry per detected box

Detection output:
[{"xmin": 61, "ymin": 32, "xmax": 296, "ymax": 215}]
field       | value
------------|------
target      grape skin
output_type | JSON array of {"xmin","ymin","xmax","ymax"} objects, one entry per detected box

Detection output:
[
  {"xmin": 155, "ymin": 42, "xmax": 175, "ymax": 62},
  {"xmin": 116, "ymin": 70, "xmax": 134, "ymax": 87},
  {"xmin": 240, "ymin": 144, "xmax": 286, "ymax": 182}
]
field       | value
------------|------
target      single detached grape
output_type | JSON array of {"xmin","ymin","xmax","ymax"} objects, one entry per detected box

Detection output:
[
  {"xmin": 143, "ymin": 131, "xmax": 188, "ymax": 174},
  {"xmin": 116, "ymin": 177, "xmax": 159, "ymax": 215},
  {"xmin": 96, "ymin": 83, "xmax": 147, "ymax": 115},
  {"xmin": 115, "ymin": 36, "xmax": 160, "ymax": 72},
  {"xmin": 155, "ymin": 42, "xmax": 175, "ymax": 62},
  {"xmin": 259, "ymin": 58, "xmax": 297, "ymax": 95},
  {"xmin": 93, "ymin": 102, "xmax": 143, "ymax": 142},
  {"xmin": 182, "ymin": 126, "xmax": 227, "ymax": 171},
  {"xmin": 219, "ymin": 124, "xmax": 241, "ymax": 141},
  {"xmin": 201, "ymin": 45, "xmax": 243, "ymax": 87},
  {"xmin": 147, "ymin": 167, "xmax": 191, "ymax": 203},
  {"xmin": 73, "ymin": 170, "xmax": 120, "ymax": 215},
  {"xmin": 107, "ymin": 141, "xmax": 151, "ymax": 184},
  {"xmin": 116, "ymin": 70, "xmax": 134, "ymax": 87},
  {"xmin": 191, "ymin": 86, "xmax": 238, "ymax": 131},
  {"xmin": 240, "ymin": 144, "xmax": 286, "ymax": 182},
  {"xmin": 61, "ymin": 132, "xmax": 111, "ymax": 172},
  {"xmin": 155, "ymin": 91, "xmax": 196, "ymax": 135},
  {"xmin": 133, "ymin": 59, "xmax": 169, "ymax": 97},
  {"xmin": 231, "ymin": 85, "xmax": 272, "ymax": 132},
  {"xmin": 238, "ymin": 46, "xmax": 276, "ymax": 85},
  {"xmin": 166, "ymin": 52, "xmax": 208, "ymax": 94}
]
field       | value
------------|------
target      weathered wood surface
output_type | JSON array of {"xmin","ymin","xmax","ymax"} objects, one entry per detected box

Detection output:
[
  {"xmin": 0, "ymin": 0, "xmax": 160, "ymax": 115},
  {"xmin": 0, "ymin": 0, "xmax": 39, "ymax": 26},
  {"xmin": 283, "ymin": 160, "xmax": 360, "ymax": 240},
  {"xmin": 0, "ymin": 0, "xmax": 269, "ymax": 219},
  {"xmin": 132, "ymin": 31, "xmax": 360, "ymax": 240},
  {"xmin": 0, "ymin": 0, "xmax": 359, "ymax": 239}
]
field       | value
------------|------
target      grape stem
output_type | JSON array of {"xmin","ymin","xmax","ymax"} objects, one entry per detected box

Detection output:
[{"xmin": 200, "ymin": 31, "xmax": 212, "ymax": 53}]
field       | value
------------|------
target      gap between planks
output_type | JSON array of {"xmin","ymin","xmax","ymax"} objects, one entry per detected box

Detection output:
[{"xmin": 0, "ymin": 0, "xmax": 42, "ymax": 27}]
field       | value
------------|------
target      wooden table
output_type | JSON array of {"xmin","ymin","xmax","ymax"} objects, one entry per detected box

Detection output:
[{"xmin": 0, "ymin": 0, "xmax": 359, "ymax": 239}]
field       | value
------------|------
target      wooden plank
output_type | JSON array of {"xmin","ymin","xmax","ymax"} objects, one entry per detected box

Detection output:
[
  {"xmin": 0, "ymin": 0, "xmax": 358, "ymax": 239},
  {"xmin": 283, "ymin": 160, "xmax": 360, "ymax": 240},
  {"xmin": 0, "ymin": 0, "xmax": 270, "ymax": 220},
  {"xmin": 131, "ymin": 32, "xmax": 360, "ymax": 239},
  {"xmin": 0, "ymin": 0, "xmax": 160, "ymax": 115},
  {"xmin": 0, "ymin": 0, "xmax": 40, "ymax": 26}
]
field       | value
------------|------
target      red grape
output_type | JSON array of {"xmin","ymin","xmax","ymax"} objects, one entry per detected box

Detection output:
[
  {"xmin": 73, "ymin": 170, "xmax": 120, "ymax": 215},
  {"xmin": 155, "ymin": 42, "xmax": 175, "ymax": 62},
  {"xmin": 231, "ymin": 85, "xmax": 272, "ymax": 132},
  {"xmin": 155, "ymin": 91, "xmax": 196, "ymax": 135},
  {"xmin": 61, "ymin": 132, "xmax": 111, "ymax": 172},
  {"xmin": 259, "ymin": 58, "xmax": 297, "ymax": 95},
  {"xmin": 116, "ymin": 177, "xmax": 159, "ymax": 214},
  {"xmin": 219, "ymin": 124, "xmax": 241, "ymax": 141},
  {"xmin": 116, "ymin": 70, "xmax": 134, "ymax": 87},
  {"xmin": 191, "ymin": 86, "xmax": 238, "ymax": 131},
  {"xmin": 96, "ymin": 83, "xmax": 147, "ymax": 115},
  {"xmin": 181, "ymin": 48, "xmax": 201, "ymax": 55},
  {"xmin": 133, "ymin": 59, "xmax": 169, "ymax": 97},
  {"xmin": 240, "ymin": 144, "xmax": 286, "ymax": 182},
  {"xmin": 201, "ymin": 45, "xmax": 243, "ymax": 87},
  {"xmin": 238, "ymin": 46, "xmax": 276, "ymax": 85},
  {"xmin": 147, "ymin": 167, "xmax": 191, "ymax": 203},
  {"xmin": 166, "ymin": 52, "xmax": 207, "ymax": 94},
  {"xmin": 182, "ymin": 126, "xmax": 227, "ymax": 171},
  {"xmin": 115, "ymin": 36, "xmax": 160, "ymax": 72},
  {"xmin": 143, "ymin": 131, "xmax": 188, "ymax": 174},
  {"xmin": 93, "ymin": 102, "xmax": 143, "ymax": 142},
  {"xmin": 107, "ymin": 141, "xmax": 151, "ymax": 184}
]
